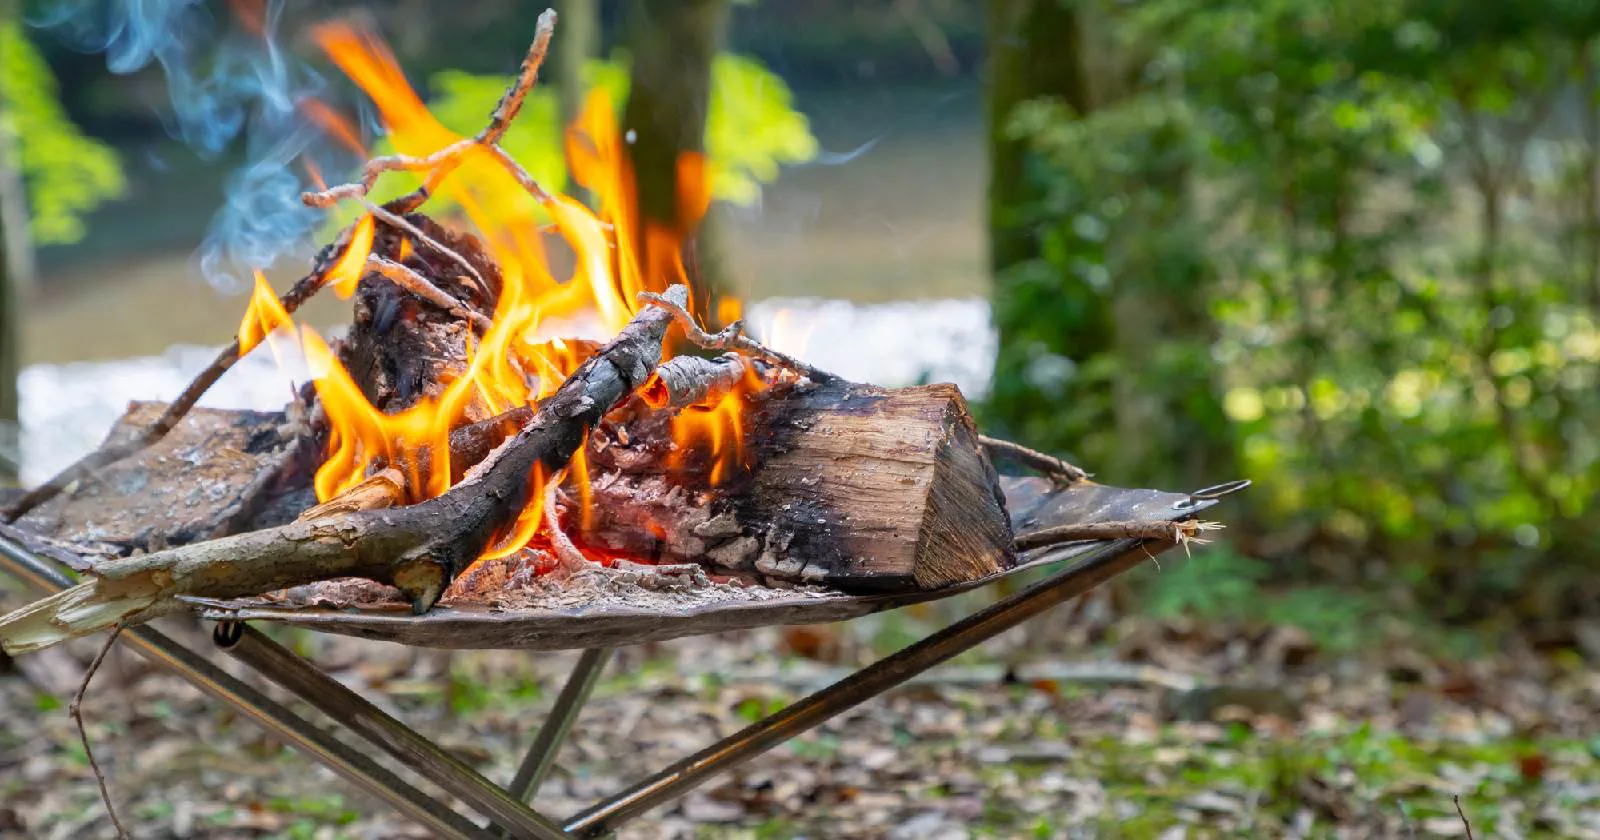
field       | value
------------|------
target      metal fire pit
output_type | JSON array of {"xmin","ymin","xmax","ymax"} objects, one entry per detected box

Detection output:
[{"xmin": 0, "ymin": 476, "xmax": 1246, "ymax": 839}]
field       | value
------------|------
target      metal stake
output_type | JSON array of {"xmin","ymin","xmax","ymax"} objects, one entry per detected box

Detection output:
[
  {"xmin": 0, "ymin": 534, "xmax": 495, "ymax": 840},
  {"xmin": 563, "ymin": 538, "xmax": 1159, "ymax": 836}
]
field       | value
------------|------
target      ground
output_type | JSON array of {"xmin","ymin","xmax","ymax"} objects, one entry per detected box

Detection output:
[{"xmin": 1, "ymin": 577, "xmax": 1596, "ymax": 839}]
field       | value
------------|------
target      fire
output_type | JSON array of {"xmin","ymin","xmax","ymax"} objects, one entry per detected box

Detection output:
[
  {"xmin": 237, "ymin": 270, "xmax": 292, "ymax": 356},
  {"xmin": 326, "ymin": 214, "xmax": 375, "ymax": 298},
  {"xmin": 230, "ymin": 23, "xmax": 768, "ymax": 565}
]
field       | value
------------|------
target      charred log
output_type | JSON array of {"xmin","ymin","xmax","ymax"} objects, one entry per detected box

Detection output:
[{"xmin": 579, "ymin": 379, "xmax": 1016, "ymax": 591}]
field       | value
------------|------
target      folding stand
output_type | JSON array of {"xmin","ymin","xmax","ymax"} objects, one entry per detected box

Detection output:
[{"xmin": 0, "ymin": 480, "xmax": 1244, "ymax": 838}]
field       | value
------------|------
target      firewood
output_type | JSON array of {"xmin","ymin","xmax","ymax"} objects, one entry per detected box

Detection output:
[
  {"xmin": 0, "ymin": 286, "xmax": 688, "ymax": 655},
  {"xmin": 579, "ymin": 379, "xmax": 1016, "ymax": 591}
]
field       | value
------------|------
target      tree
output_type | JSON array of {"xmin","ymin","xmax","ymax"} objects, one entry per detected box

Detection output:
[{"xmin": 620, "ymin": 0, "xmax": 730, "ymax": 324}]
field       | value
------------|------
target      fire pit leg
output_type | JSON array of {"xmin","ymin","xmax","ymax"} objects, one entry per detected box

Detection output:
[
  {"xmin": 214, "ymin": 624, "xmax": 572, "ymax": 840},
  {"xmin": 506, "ymin": 647, "xmax": 613, "ymax": 805},
  {"xmin": 0, "ymin": 534, "xmax": 497, "ymax": 840},
  {"xmin": 562, "ymin": 537, "xmax": 1167, "ymax": 837}
]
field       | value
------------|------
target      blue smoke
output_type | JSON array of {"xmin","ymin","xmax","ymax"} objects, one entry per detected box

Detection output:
[{"xmin": 33, "ymin": 0, "xmax": 369, "ymax": 291}]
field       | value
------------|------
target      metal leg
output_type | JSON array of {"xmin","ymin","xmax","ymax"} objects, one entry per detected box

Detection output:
[
  {"xmin": 562, "ymin": 538, "xmax": 1160, "ymax": 837},
  {"xmin": 215, "ymin": 623, "xmax": 572, "ymax": 840},
  {"xmin": 0, "ymin": 534, "xmax": 496, "ymax": 840},
  {"xmin": 507, "ymin": 647, "xmax": 612, "ymax": 804}
]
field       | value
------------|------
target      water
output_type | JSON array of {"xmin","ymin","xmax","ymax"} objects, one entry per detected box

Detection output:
[{"xmin": 17, "ymin": 297, "xmax": 996, "ymax": 484}]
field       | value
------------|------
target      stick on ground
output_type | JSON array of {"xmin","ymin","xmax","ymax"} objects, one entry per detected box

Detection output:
[{"xmin": 72, "ymin": 623, "xmax": 130, "ymax": 840}]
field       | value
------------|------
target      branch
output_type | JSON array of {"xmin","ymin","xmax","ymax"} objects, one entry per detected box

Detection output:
[
  {"xmin": 366, "ymin": 255, "xmax": 494, "ymax": 331},
  {"xmin": 640, "ymin": 352, "xmax": 753, "ymax": 409},
  {"xmin": 979, "ymin": 435, "xmax": 1090, "ymax": 484},
  {"xmin": 72, "ymin": 623, "xmax": 129, "ymax": 839},
  {"xmin": 1015, "ymin": 519, "xmax": 1222, "ymax": 552},
  {"xmin": 2, "ymin": 243, "xmax": 345, "ymax": 524},
  {"xmin": 301, "ymin": 10, "xmax": 557, "ymax": 212},
  {"xmin": 358, "ymin": 196, "xmax": 490, "ymax": 300},
  {"xmin": 636, "ymin": 290, "xmax": 838, "ymax": 383},
  {"xmin": 0, "ymin": 285, "xmax": 689, "ymax": 655}
]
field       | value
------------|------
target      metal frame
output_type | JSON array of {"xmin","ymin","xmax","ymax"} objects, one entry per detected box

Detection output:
[{"xmin": 0, "ymin": 523, "xmax": 1202, "ymax": 838}]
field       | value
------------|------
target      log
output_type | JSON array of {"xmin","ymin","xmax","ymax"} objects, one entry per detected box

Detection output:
[
  {"xmin": 17, "ymin": 402, "xmax": 317, "ymax": 553},
  {"xmin": 0, "ymin": 286, "xmax": 688, "ymax": 655},
  {"xmin": 578, "ymin": 378, "xmax": 1016, "ymax": 591}
]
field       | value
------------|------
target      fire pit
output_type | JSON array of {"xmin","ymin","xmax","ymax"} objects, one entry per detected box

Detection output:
[{"xmin": 0, "ymin": 10, "xmax": 1245, "ymax": 837}]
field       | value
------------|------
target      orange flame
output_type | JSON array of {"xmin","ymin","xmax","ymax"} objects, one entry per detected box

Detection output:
[
  {"xmin": 327, "ymin": 214, "xmax": 376, "ymax": 298},
  {"xmin": 235, "ymin": 24, "xmax": 768, "ymax": 567},
  {"xmin": 238, "ymin": 270, "xmax": 292, "ymax": 355}
]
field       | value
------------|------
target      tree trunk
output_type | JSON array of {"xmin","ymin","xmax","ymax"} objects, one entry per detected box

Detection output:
[
  {"xmin": 621, "ymin": 0, "xmax": 729, "ymax": 324},
  {"xmin": 987, "ymin": 0, "xmax": 1091, "ymax": 277},
  {"xmin": 557, "ymin": 0, "xmax": 600, "ymax": 127},
  {"xmin": 0, "ymin": 1, "xmax": 30, "ymax": 486}
]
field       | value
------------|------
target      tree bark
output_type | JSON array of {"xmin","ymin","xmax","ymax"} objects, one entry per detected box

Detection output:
[{"xmin": 621, "ymin": 0, "xmax": 729, "ymax": 324}]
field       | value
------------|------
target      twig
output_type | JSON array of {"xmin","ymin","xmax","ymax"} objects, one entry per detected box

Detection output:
[
  {"xmin": 367, "ymin": 255, "xmax": 494, "ymax": 331},
  {"xmin": 1455, "ymin": 795, "xmax": 1474, "ymax": 840},
  {"xmin": 301, "ymin": 10, "xmax": 557, "ymax": 211},
  {"xmin": 1015, "ymin": 519, "xmax": 1223, "ymax": 552},
  {"xmin": 2, "ymin": 255, "xmax": 336, "ymax": 523},
  {"xmin": 979, "ymin": 435, "xmax": 1089, "ymax": 484},
  {"xmin": 357, "ymin": 196, "xmax": 490, "ymax": 300},
  {"xmin": 636, "ymin": 290, "xmax": 838, "ymax": 383},
  {"xmin": 72, "ymin": 623, "xmax": 130, "ymax": 840},
  {"xmin": 543, "ymin": 475, "xmax": 588, "ymax": 574}
]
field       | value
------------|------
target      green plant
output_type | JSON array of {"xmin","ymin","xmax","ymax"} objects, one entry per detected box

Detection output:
[{"xmin": 0, "ymin": 21, "xmax": 124, "ymax": 244}]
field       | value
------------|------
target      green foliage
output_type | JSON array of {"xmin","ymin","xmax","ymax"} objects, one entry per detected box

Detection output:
[
  {"xmin": 355, "ymin": 52, "xmax": 815, "ymax": 222},
  {"xmin": 987, "ymin": 0, "xmax": 1600, "ymax": 614},
  {"xmin": 0, "ymin": 22, "xmax": 124, "ymax": 245}
]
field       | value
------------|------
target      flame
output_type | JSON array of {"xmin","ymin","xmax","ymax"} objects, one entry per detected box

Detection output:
[
  {"xmin": 238, "ymin": 270, "xmax": 292, "ymax": 356},
  {"xmin": 232, "ymin": 24, "xmax": 768, "ymax": 566},
  {"xmin": 327, "ymin": 214, "xmax": 376, "ymax": 298},
  {"xmin": 669, "ymin": 363, "xmax": 767, "ymax": 486}
]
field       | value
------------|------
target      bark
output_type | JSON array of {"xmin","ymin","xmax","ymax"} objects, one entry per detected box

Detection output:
[
  {"xmin": 579, "ymin": 379, "xmax": 1016, "ymax": 591},
  {"xmin": 0, "ymin": 286, "xmax": 688, "ymax": 655},
  {"xmin": 621, "ymin": 0, "xmax": 729, "ymax": 323}
]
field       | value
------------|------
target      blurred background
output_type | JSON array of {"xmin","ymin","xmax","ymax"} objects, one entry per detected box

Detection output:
[{"xmin": 1, "ymin": 1, "xmax": 1598, "ymax": 837}]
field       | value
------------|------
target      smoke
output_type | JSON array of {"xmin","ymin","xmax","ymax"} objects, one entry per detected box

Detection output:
[{"xmin": 32, "ymin": 0, "xmax": 369, "ymax": 292}]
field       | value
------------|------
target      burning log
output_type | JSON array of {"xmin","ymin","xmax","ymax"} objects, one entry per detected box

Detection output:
[
  {"xmin": 579, "ymin": 379, "xmax": 1015, "ymax": 591},
  {"xmin": 0, "ymin": 287, "xmax": 688, "ymax": 655}
]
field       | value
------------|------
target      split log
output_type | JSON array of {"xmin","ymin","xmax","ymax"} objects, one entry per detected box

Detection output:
[
  {"xmin": 17, "ymin": 402, "xmax": 316, "ymax": 553},
  {"xmin": 578, "ymin": 378, "xmax": 1016, "ymax": 591},
  {"xmin": 0, "ymin": 286, "xmax": 688, "ymax": 655}
]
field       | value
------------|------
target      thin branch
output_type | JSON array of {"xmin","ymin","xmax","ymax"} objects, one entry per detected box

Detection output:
[
  {"xmin": 3, "ymin": 254, "xmax": 336, "ymax": 523},
  {"xmin": 1454, "ymin": 795, "xmax": 1474, "ymax": 840},
  {"xmin": 72, "ymin": 623, "xmax": 130, "ymax": 840},
  {"xmin": 358, "ymin": 196, "xmax": 491, "ymax": 300},
  {"xmin": 367, "ymin": 255, "xmax": 494, "ymax": 331},
  {"xmin": 636, "ymin": 290, "xmax": 838, "ymax": 383},
  {"xmin": 301, "ymin": 10, "xmax": 557, "ymax": 212},
  {"xmin": 1015, "ymin": 519, "xmax": 1222, "ymax": 552},
  {"xmin": 543, "ymin": 474, "xmax": 588, "ymax": 574},
  {"xmin": 978, "ymin": 435, "xmax": 1090, "ymax": 484}
]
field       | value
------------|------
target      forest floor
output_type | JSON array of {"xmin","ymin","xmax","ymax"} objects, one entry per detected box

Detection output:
[{"xmin": 2, "ymin": 570, "xmax": 1597, "ymax": 840}]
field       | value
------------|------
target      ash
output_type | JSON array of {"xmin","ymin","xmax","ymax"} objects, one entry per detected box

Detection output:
[{"xmin": 256, "ymin": 550, "xmax": 829, "ymax": 615}]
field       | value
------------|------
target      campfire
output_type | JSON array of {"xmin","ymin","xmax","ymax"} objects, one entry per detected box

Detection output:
[{"xmin": 0, "ymin": 11, "xmax": 1218, "ymax": 657}]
